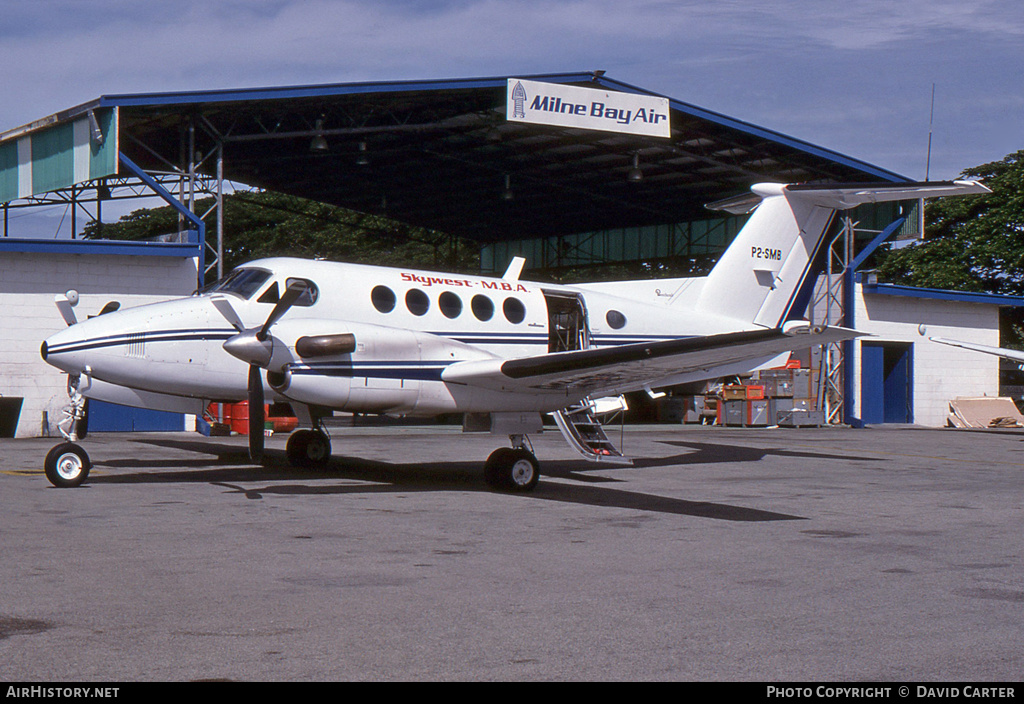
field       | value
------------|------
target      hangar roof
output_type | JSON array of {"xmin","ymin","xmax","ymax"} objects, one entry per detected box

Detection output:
[{"xmin": 2, "ymin": 71, "xmax": 908, "ymax": 243}]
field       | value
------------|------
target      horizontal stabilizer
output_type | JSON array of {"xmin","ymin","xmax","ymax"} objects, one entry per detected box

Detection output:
[
  {"xmin": 784, "ymin": 180, "xmax": 990, "ymax": 209},
  {"xmin": 706, "ymin": 180, "xmax": 990, "ymax": 214},
  {"xmin": 696, "ymin": 180, "xmax": 989, "ymax": 330}
]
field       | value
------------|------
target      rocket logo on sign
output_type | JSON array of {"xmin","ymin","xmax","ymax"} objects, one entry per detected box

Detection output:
[{"xmin": 510, "ymin": 82, "xmax": 528, "ymax": 119}]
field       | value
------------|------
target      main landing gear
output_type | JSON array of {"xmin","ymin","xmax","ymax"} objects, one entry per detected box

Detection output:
[
  {"xmin": 286, "ymin": 428, "xmax": 332, "ymax": 468},
  {"xmin": 484, "ymin": 435, "xmax": 540, "ymax": 492}
]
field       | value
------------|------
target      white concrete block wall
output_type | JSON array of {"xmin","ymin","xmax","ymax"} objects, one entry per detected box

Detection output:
[
  {"xmin": 1, "ymin": 251, "xmax": 197, "ymax": 438},
  {"xmin": 851, "ymin": 285, "xmax": 1001, "ymax": 427}
]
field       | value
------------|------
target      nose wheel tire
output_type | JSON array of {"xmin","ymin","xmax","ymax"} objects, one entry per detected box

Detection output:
[
  {"xmin": 484, "ymin": 447, "xmax": 540, "ymax": 492},
  {"xmin": 44, "ymin": 442, "xmax": 91, "ymax": 488},
  {"xmin": 286, "ymin": 429, "xmax": 332, "ymax": 468}
]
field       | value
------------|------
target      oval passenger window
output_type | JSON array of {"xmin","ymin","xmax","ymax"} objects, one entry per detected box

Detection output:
[
  {"xmin": 406, "ymin": 289, "xmax": 430, "ymax": 316},
  {"xmin": 439, "ymin": 291, "xmax": 463, "ymax": 319},
  {"xmin": 471, "ymin": 295, "xmax": 494, "ymax": 321},
  {"xmin": 371, "ymin": 285, "xmax": 396, "ymax": 313},
  {"xmin": 606, "ymin": 310, "xmax": 627, "ymax": 329},
  {"xmin": 503, "ymin": 297, "xmax": 526, "ymax": 324}
]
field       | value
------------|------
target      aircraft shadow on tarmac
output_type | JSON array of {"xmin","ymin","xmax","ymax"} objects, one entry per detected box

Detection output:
[
  {"xmin": 651, "ymin": 439, "xmax": 875, "ymax": 465},
  {"xmin": 73, "ymin": 435, "xmax": 821, "ymax": 523}
]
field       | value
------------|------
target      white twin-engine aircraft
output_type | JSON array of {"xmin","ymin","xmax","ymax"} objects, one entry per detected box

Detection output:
[{"xmin": 40, "ymin": 180, "xmax": 988, "ymax": 490}]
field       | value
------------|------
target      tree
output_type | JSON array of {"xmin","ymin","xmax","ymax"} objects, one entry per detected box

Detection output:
[
  {"xmin": 83, "ymin": 190, "xmax": 480, "ymax": 282},
  {"xmin": 875, "ymin": 150, "xmax": 1024, "ymax": 295}
]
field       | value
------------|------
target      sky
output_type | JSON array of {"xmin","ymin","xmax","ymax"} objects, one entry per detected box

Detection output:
[{"xmin": 1, "ymin": 0, "xmax": 1021, "ymax": 236}]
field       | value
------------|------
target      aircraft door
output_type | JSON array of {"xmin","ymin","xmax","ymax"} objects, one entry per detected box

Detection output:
[{"xmin": 543, "ymin": 291, "xmax": 590, "ymax": 353}]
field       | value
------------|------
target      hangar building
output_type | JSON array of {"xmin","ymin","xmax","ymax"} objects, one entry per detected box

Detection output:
[{"xmin": 0, "ymin": 72, "xmax": 1013, "ymax": 437}]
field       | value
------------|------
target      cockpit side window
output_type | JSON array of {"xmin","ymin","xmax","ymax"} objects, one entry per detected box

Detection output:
[
  {"xmin": 255, "ymin": 278, "xmax": 319, "ymax": 307},
  {"xmin": 202, "ymin": 268, "xmax": 272, "ymax": 300},
  {"xmin": 258, "ymin": 282, "xmax": 279, "ymax": 304}
]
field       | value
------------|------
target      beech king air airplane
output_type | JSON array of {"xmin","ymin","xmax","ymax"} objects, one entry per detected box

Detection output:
[{"xmin": 39, "ymin": 180, "xmax": 988, "ymax": 491}]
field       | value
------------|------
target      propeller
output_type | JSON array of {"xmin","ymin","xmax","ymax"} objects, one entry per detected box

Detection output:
[
  {"xmin": 247, "ymin": 364, "xmax": 265, "ymax": 461},
  {"xmin": 216, "ymin": 280, "xmax": 309, "ymax": 462}
]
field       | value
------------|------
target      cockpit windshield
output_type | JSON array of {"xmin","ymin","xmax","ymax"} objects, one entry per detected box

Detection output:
[{"xmin": 200, "ymin": 268, "xmax": 272, "ymax": 299}]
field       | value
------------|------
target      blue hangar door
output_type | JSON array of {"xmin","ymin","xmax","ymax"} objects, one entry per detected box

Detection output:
[
  {"xmin": 861, "ymin": 342, "xmax": 913, "ymax": 424},
  {"xmin": 86, "ymin": 400, "xmax": 186, "ymax": 432}
]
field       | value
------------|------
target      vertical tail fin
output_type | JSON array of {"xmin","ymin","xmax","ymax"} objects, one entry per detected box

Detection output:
[{"xmin": 693, "ymin": 180, "xmax": 990, "ymax": 328}]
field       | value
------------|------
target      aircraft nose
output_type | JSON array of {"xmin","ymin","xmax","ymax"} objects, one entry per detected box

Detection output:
[{"xmin": 41, "ymin": 324, "xmax": 91, "ymax": 374}]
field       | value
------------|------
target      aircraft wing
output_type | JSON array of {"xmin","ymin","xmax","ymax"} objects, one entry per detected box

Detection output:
[
  {"xmin": 442, "ymin": 324, "xmax": 861, "ymax": 396},
  {"xmin": 931, "ymin": 337, "xmax": 1024, "ymax": 365}
]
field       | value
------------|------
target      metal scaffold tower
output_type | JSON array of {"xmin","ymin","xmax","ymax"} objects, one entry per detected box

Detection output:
[
  {"xmin": 811, "ymin": 212, "xmax": 911, "ymax": 426},
  {"xmin": 812, "ymin": 216, "xmax": 856, "ymax": 425}
]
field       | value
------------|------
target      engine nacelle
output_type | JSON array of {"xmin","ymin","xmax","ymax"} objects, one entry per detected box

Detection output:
[{"xmin": 265, "ymin": 319, "xmax": 498, "ymax": 415}]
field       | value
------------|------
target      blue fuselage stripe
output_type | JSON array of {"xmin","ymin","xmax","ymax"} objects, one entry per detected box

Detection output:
[
  {"xmin": 48, "ymin": 328, "xmax": 680, "ymax": 384},
  {"xmin": 45, "ymin": 329, "xmax": 236, "ymax": 355}
]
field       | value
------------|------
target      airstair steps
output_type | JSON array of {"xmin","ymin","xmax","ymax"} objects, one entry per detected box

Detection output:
[{"xmin": 553, "ymin": 397, "xmax": 632, "ymax": 464}]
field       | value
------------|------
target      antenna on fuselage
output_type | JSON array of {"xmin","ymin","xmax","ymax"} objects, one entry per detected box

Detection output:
[{"xmin": 502, "ymin": 257, "xmax": 526, "ymax": 281}]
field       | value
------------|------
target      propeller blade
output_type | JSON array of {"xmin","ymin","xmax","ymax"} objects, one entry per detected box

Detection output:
[
  {"xmin": 54, "ymin": 291, "xmax": 79, "ymax": 326},
  {"xmin": 258, "ymin": 279, "xmax": 308, "ymax": 341},
  {"xmin": 210, "ymin": 295, "xmax": 245, "ymax": 331},
  {"xmin": 248, "ymin": 364, "xmax": 265, "ymax": 462}
]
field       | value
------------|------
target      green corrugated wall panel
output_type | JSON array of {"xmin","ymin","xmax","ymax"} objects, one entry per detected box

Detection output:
[
  {"xmin": 31, "ymin": 122, "xmax": 74, "ymax": 194},
  {"xmin": 89, "ymin": 109, "xmax": 117, "ymax": 180},
  {"xmin": 0, "ymin": 141, "xmax": 16, "ymax": 202},
  {"xmin": 0, "ymin": 108, "xmax": 117, "ymax": 203},
  {"xmin": 480, "ymin": 213, "xmax": 751, "ymax": 274}
]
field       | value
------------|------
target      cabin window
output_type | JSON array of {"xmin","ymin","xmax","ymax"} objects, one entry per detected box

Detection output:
[
  {"xmin": 471, "ymin": 295, "xmax": 494, "ymax": 321},
  {"xmin": 503, "ymin": 297, "xmax": 526, "ymax": 324},
  {"xmin": 406, "ymin": 289, "xmax": 430, "ymax": 316},
  {"xmin": 371, "ymin": 285, "xmax": 397, "ymax": 313},
  {"xmin": 290, "ymin": 279, "xmax": 319, "ymax": 307},
  {"xmin": 439, "ymin": 291, "xmax": 462, "ymax": 319},
  {"xmin": 606, "ymin": 310, "xmax": 627, "ymax": 329}
]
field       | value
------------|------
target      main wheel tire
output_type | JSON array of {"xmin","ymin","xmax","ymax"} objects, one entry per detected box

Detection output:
[
  {"xmin": 484, "ymin": 447, "xmax": 540, "ymax": 492},
  {"xmin": 44, "ymin": 443, "xmax": 91, "ymax": 488},
  {"xmin": 286, "ymin": 429, "xmax": 332, "ymax": 468}
]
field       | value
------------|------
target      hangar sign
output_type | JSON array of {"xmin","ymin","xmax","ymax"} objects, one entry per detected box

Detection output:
[{"xmin": 507, "ymin": 79, "xmax": 670, "ymax": 138}]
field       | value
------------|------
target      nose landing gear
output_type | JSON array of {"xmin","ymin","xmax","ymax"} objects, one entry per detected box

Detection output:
[
  {"xmin": 44, "ymin": 442, "xmax": 91, "ymax": 488},
  {"xmin": 43, "ymin": 374, "xmax": 91, "ymax": 488}
]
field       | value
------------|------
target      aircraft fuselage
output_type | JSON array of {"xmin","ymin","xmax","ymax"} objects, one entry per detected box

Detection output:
[{"xmin": 41, "ymin": 257, "xmax": 736, "ymax": 417}]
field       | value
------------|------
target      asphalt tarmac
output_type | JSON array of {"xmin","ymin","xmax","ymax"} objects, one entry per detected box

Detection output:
[{"xmin": 1, "ymin": 423, "xmax": 1022, "ymax": 682}]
